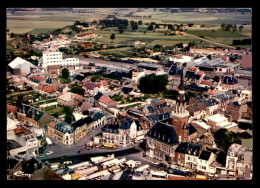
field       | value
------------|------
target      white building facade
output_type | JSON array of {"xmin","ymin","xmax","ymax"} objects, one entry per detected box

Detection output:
[{"xmin": 42, "ymin": 48, "xmax": 79, "ymax": 68}]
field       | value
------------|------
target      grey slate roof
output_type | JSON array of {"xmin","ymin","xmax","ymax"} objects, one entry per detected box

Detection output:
[
  {"xmin": 146, "ymin": 122, "xmax": 179, "ymax": 146},
  {"xmin": 102, "ymin": 124, "xmax": 119, "ymax": 134},
  {"xmin": 119, "ymin": 117, "xmax": 134, "ymax": 130},
  {"xmin": 199, "ymin": 150, "xmax": 212, "ymax": 161},
  {"xmin": 55, "ymin": 122, "xmax": 73, "ymax": 134},
  {"xmin": 183, "ymin": 123, "xmax": 198, "ymax": 136},
  {"xmin": 71, "ymin": 116, "xmax": 94, "ymax": 130},
  {"xmin": 92, "ymin": 112, "xmax": 105, "ymax": 121},
  {"xmin": 175, "ymin": 142, "xmax": 202, "ymax": 156},
  {"xmin": 94, "ymin": 92, "xmax": 103, "ymax": 100}
]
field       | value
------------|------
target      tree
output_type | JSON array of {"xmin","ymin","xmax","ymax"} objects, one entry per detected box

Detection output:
[
  {"xmin": 53, "ymin": 112, "xmax": 59, "ymax": 118},
  {"xmin": 224, "ymin": 24, "xmax": 233, "ymax": 31},
  {"xmin": 69, "ymin": 84, "xmax": 84, "ymax": 95},
  {"xmin": 131, "ymin": 23, "xmax": 138, "ymax": 31},
  {"xmin": 118, "ymin": 25, "xmax": 125, "ymax": 34},
  {"xmin": 239, "ymin": 25, "xmax": 244, "ymax": 32},
  {"xmin": 188, "ymin": 23, "xmax": 194, "ymax": 27},
  {"xmin": 147, "ymin": 24, "xmax": 154, "ymax": 30},
  {"xmin": 61, "ymin": 68, "xmax": 69, "ymax": 79},
  {"xmin": 63, "ymin": 106, "xmax": 74, "ymax": 124},
  {"xmin": 138, "ymin": 74, "xmax": 168, "ymax": 94},
  {"xmin": 138, "ymin": 20, "xmax": 143, "ymax": 25},
  {"xmin": 220, "ymin": 23, "xmax": 226, "ymax": 30},
  {"xmin": 214, "ymin": 128, "xmax": 241, "ymax": 152},
  {"xmin": 232, "ymin": 24, "xmax": 237, "ymax": 32},
  {"xmin": 110, "ymin": 33, "xmax": 116, "ymax": 42}
]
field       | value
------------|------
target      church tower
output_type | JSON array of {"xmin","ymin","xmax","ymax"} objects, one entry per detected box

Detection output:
[{"xmin": 171, "ymin": 67, "xmax": 190, "ymax": 142}]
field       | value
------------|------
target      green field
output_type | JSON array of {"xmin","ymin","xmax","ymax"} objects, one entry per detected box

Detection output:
[
  {"xmin": 96, "ymin": 29, "xmax": 200, "ymax": 45},
  {"xmin": 186, "ymin": 29, "xmax": 250, "ymax": 46}
]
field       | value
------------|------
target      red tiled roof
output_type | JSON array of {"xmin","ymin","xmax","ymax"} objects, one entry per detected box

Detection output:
[
  {"xmin": 39, "ymin": 84, "xmax": 44, "ymax": 90},
  {"xmin": 188, "ymin": 66, "xmax": 198, "ymax": 72},
  {"xmin": 49, "ymin": 122, "xmax": 55, "ymax": 128},
  {"xmin": 14, "ymin": 126, "xmax": 24, "ymax": 134},
  {"xmin": 196, "ymin": 71, "xmax": 204, "ymax": 76},
  {"xmin": 208, "ymin": 89, "xmax": 216, "ymax": 95},
  {"xmin": 30, "ymin": 75, "xmax": 43, "ymax": 81},
  {"xmin": 47, "ymin": 86, "xmax": 56, "ymax": 93},
  {"xmin": 7, "ymin": 104, "xmax": 18, "ymax": 114},
  {"xmin": 99, "ymin": 95, "xmax": 110, "ymax": 105},
  {"xmin": 101, "ymin": 80, "xmax": 108, "ymax": 86},
  {"xmin": 201, "ymin": 80, "xmax": 213, "ymax": 86},
  {"xmin": 77, "ymin": 33, "xmax": 94, "ymax": 37},
  {"xmin": 43, "ymin": 85, "xmax": 48, "ymax": 92}
]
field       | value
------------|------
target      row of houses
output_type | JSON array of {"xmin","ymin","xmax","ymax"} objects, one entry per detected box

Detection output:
[{"xmin": 47, "ymin": 112, "xmax": 106, "ymax": 145}]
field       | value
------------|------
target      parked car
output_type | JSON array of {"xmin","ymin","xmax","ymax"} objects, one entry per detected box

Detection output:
[{"xmin": 46, "ymin": 151, "xmax": 53, "ymax": 155}]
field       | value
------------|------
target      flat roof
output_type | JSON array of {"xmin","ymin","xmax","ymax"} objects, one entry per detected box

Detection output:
[{"xmin": 207, "ymin": 114, "xmax": 227, "ymax": 123}]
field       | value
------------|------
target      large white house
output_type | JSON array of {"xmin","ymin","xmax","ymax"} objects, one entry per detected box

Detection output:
[{"xmin": 42, "ymin": 48, "xmax": 79, "ymax": 68}]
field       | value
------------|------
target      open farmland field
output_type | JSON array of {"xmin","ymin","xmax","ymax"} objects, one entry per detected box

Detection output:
[
  {"xmin": 186, "ymin": 29, "xmax": 250, "ymax": 46},
  {"xmin": 119, "ymin": 11, "xmax": 251, "ymax": 26},
  {"xmin": 6, "ymin": 11, "xmax": 106, "ymax": 34},
  {"xmin": 95, "ymin": 29, "xmax": 200, "ymax": 45},
  {"xmin": 7, "ymin": 19, "xmax": 74, "ymax": 34}
]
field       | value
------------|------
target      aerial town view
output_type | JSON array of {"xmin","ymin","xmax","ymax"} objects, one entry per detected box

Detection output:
[{"xmin": 6, "ymin": 8, "xmax": 252, "ymax": 180}]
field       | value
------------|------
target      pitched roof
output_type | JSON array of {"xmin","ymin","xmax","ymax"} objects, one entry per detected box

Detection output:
[
  {"xmin": 14, "ymin": 126, "xmax": 24, "ymax": 134},
  {"xmin": 94, "ymin": 92, "xmax": 103, "ymax": 100},
  {"xmin": 102, "ymin": 124, "xmax": 119, "ymax": 134},
  {"xmin": 182, "ymin": 123, "xmax": 197, "ymax": 135},
  {"xmin": 119, "ymin": 117, "xmax": 134, "ymax": 129},
  {"xmin": 199, "ymin": 150, "xmax": 212, "ymax": 160},
  {"xmin": 99, "ymin": 95, "xmax": 110, "ymax": 105},
  {"xmin": 7, "ymin": 104, "xmax": 18, "ymax": 114},
  {"xmin": 106, "ymin": 99, "xmax": 118, "ymax": 108},
  {"xmin": 80, "ymin": 101, "xmax": 92, "ymax": 112},
  {"xmin": 49, "ymin": 122, "xmax": 56, "ymax": 128},
  {"xmin": 55, "ymin": 122, "xmax": 73, "ymax": 134},
  {"xmin": 201, "ymin": 80, "xmax": 213, "ymax": 86},
  {"xmin": 146, "ymin": 122, "xmax": 179, "ymax": 145},
  {"xmin": 187, "ymin": 66, "xmax": 198, "ymax": 72},
  {"xmin": 186, "ymin": 103, "xmax": 200, "ymax": 113},
  {"xmin": 92, "ymin": 112, "xmax": 105, "ymax": 121},
  {"xmin": 58, "ymin": 92, "xmax": 75, "ymax": 102},
  {"xmin": 71, "ymin": 116, "xmax": 94, "ymax": 130},
  {"xmin": 74, "ymin": 94, "xmax": 86, "ymax": 102},
  {"xmin": 83, "ymin": 82, "xmax": 96, "ymax": 90},
  {"xmin": 30, "ymin": 75, "xmax": 43, "ymax": 82},
  {"xmin": 175, "ymin": 142, "xmax": 202, "ymax": 156},
  {"xmin": 8, "ymin": 57, "xmax": 35, "ymax": 69},
  {"xmin": 222, "ymin": 76, "xmax": 238, "ymax": 85}
]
